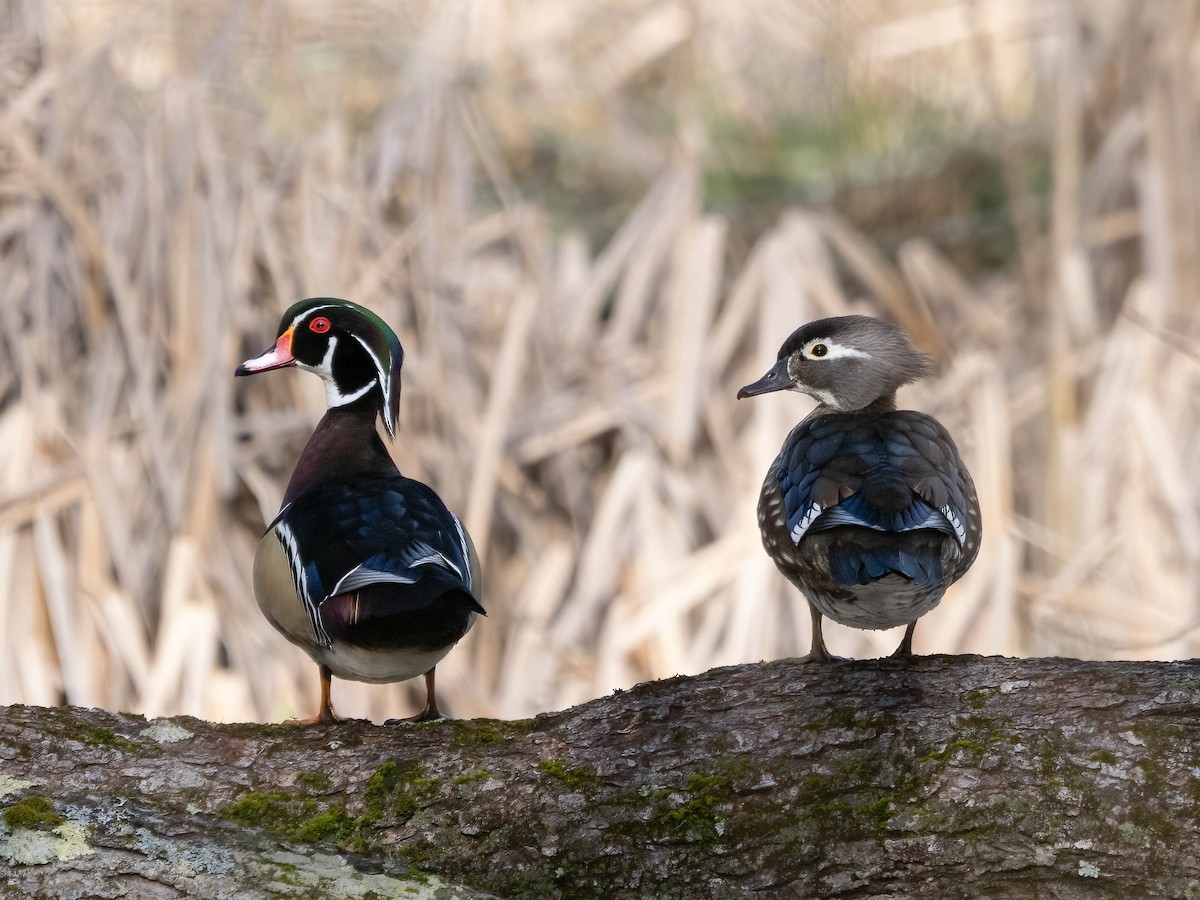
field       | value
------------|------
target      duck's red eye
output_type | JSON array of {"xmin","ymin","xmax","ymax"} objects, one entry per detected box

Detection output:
[{"xmin": 309, "ymin": 316, "xmax": 331, "ymax": 334}]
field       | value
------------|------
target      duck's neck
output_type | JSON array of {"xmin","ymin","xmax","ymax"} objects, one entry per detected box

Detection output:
[
  {"xmin": 862, "ymin": 393, "xmax": 898, "ymax": 414},
  {"xmin": 282, "ymin": 397, "xmax": 397, "ymax": 505},
  {"xmin": 804, "ymin": 391, "xmax": 899, "ymax": 422}
]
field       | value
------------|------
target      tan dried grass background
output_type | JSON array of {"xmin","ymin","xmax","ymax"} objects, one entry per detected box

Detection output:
[{"xmin": 1, "ymin": 0, "xmax": 1198, "ymax": 722}]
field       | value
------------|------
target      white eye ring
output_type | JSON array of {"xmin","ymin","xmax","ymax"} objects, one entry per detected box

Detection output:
[{"xmin": 801, "ymin": 339, "xmax": 869, "ymax": 361}]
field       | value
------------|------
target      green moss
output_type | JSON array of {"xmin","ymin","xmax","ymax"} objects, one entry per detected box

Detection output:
[
  {"xmin": 538, "ymin": 760, "xmax": 598, "ymax": 792},
  {"xmin": 659, "ymin": 773, "xmax": 725, "ymax": 841},
  {"xmin": 224, "ymin": 789, "xmax": 366, "ymax": 847},
  {"xmin": 363, "ymin": 761, "xmax": 401, "ymax": 813},
  {"xmin": 832, "ymin": 754, "xmax": 887, "ymax": 785},
  {"xmin": 451, "ymin": 769, "xmax": 492, "ymax": 786},
  {"xmin": 296, "ymin": 771, "xmax": 333, "ymax": 792},
  {"xmin": 297, "ymin": 806, "xmax": 355, "ymax": 843},
  {"xmin": 447, "ymin": 720, "xmax": 505, "ymax": 748},
  {"xmin": 201, "ymin": 722, "xmax": 281, "ymax": 742},
  {"xmin": 964, "ymin": 687, "xmax": 996, "ymax": 709},
  {"xmin": 392, "ymin": 797, "xmax": 419, "ymax": 820},
  {"xmin": 1135, "ymin": 757, "xmax": 1169, "ymax": 785},
  {"xmin": 226, "ymin": 758, "xmax": 453, "ymax": 858},
  {"xmin": 756, "ymin": 746, "xmax": 950, "ymax": 853},
  {"xmin": 920, "ymin": 737, "xmax": 987, "ymax": 763},
  {"xmin": 644, "ymin": 760, "xmax": 758, "ymax": 846},
  {"xmin": 2, "ymin": 795, "xmax": 65, "ymax": 831},
  {"xmin": 1089, "ymin": 750, "xmax": 1118, "ymax": 766},
  {"xmin": 861, "ymin": 797, "xmax": 895, "ymax": 830},
  {"xmin": 1128, "ymin": 800, "xmax": 1178, "ymax": 842},
  {"xmin": 81, "ymin": 726, "xmax": 141, "ymax": 754},
  {"xmin": 225, "ymin": 791, "xmax": 309, "ymax": 831},
  {"xmin": 1130, "ymin": 720, "xmax": 1188, "ymax": 743},
  {"xmin": 821, "ymin": 706, "xmax": 869, "ymax": 729},
  {"xmin": 360, "ymin": 760, "xmax": 440, "ymax": 822},
  {"xmin": 400, "ymin": 782, "xmax": 444, "ymax": 825},
  {"xmin": 491, "ymin": 864, "xmax": 563, "ymax": 897},
  {"xmin": 916, "ymin": 713, "xmax": 1021, "ymax": 766},
  {"xmin": 398, "ymin": 844, "xmax": 432, "ymax": 870},
  {"xmin": 792, "ymin": 770, "xmax": 897, "ymax": 841},
  {"xmin": 961, "ymin": 714, "xmax": 1017, "ymax": 743}
]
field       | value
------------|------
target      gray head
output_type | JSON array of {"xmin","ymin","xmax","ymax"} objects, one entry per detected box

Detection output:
[{"xmin": 737, "ymin": 315, "xmax": 933, "ymax": 412}]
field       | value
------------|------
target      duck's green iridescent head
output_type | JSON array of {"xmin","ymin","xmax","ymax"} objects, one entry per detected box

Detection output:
[{"xmin": 236, "ymin": 298, "xmax": 405, "ymax": 437}]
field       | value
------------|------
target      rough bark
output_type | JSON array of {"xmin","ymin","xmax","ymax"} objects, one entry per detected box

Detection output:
[{"xmin": 2, "ymin": 655, "xmax": 1199, "ymax": 898}]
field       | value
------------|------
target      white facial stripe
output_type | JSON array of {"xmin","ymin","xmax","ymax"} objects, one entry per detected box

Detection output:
[
  {"xmin": 350, "ymin": 332, "xmax": 393, "ymax": 434},
  {"xmin": 803, "ymin": 338, "xmax": 871, "ymax": 361},
  {"xmin": 289, "ymin": 303, "xmax": 340, "ymax": 331}
]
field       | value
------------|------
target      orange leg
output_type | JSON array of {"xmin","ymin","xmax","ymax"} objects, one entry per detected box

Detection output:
[{"xmin": 289, "ymin": 664, "xmax": 340, "ymax": 725}]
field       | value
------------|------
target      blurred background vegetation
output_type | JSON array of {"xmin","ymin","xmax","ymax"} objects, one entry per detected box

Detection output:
[{"xmin": 1, "ymin": 0, "xmax": 1198, "ymax": 722}]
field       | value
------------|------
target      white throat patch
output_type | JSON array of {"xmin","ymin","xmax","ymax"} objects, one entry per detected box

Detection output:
[
  {"xmin": 329, "ymin": 378, "xmax": 377, "ymax": 407},
  {"xmin": 297, "ymin": 334, "xmax": 378, "ymax": 408},
  {"xmin": 805, "ymin": 388, "xmax": 843, "ymax": 410}
]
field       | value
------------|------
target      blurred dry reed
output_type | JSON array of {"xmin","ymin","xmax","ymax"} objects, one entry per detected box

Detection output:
[{"xmin": 1, "ymin": 0, "xmax": 1198, "ymax": 722}]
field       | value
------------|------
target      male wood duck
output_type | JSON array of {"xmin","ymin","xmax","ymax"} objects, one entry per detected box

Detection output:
[
  {"xmin": 738, "ymin": 315, "xmax": 980, "ymax": 660},
  {"xmin": 236, "ymin": 298, "xmax": 484, "ymax": 723}
]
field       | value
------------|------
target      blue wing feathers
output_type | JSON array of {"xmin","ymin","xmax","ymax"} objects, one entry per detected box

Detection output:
[
  {"xmin": 302, "ymin": 560, "xmax": 325, "ymax": 603},
  {"xmin": 828, "ymin": 544, "xmax": 944, "ymax": 587},
  {"xmin": 279, "ymin": 474, "xmax": 475, "ymax": 605},
  {"xmin": 774, "ymin": 412, "xmax": 970, "ymax": 573}
]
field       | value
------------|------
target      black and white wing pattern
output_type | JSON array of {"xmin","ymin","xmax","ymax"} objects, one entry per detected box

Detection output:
[{"xmin": 269, "ymin": 473, "xmax": 483, "ymax": 648}]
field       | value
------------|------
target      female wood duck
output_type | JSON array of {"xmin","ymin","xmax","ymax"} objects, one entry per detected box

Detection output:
[
  {"xmin": 738, "ymin": 315, "xmax": 980, "ymax": 660},
  {"xmin": 236, "ymin": 298, "xmax": 484, "ymax": 723}
]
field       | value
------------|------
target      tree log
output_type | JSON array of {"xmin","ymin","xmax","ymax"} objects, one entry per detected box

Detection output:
[{"xmin": 2, "ymin": 655, "xmax": 1199, "ymax": 898}]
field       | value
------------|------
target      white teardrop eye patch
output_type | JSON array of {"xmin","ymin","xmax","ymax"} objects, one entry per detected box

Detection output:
[{"xmin": 801, "ymin": 338, "xmax": 870, "ymax": 361}]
